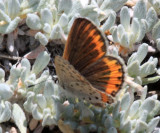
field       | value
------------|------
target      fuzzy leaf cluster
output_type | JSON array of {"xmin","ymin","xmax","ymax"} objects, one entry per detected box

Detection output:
[
  {"xmin": 111, "ymin": 0, "xmax": 157, "ymax": 50},
  {"xmin": 127, "ymin": 43, "xmax": 160, "ymax": 85}
]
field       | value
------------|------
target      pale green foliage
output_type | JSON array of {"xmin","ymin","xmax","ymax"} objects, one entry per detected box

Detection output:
[
  {"xmin": 127, "ymin": 43, "xmax": 160, "ymax": 85},
  {"xmin": 111, "ymin": 0, "xmax": 157, "ymax": 50},
  {"xmin": 0, "ymin": 0, "xmax": 160, "ymax": 133}
]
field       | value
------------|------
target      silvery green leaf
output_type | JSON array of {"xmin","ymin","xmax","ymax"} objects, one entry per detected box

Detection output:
[
  {"xmin": 136, "ymin": 19, "xmax": 147, "ymax": 42},
  {"xmin": 43, "ymin": 108, "xmax": 51, "ymax": 116},
  {"xmin": 152, "ymin": 20, "xmax": 160, "ymax": 40},
  {"xmin": 120, "ymin": 111, "xmax": 125, "ymax": 126},
  {"xmin": 0, "ymin": 83, "xmax": 13, "ymax": 100},
  {"xmin": 146, "ymin": 7, "xmax": 157, "ymax": 32},
  {"xmin": 36, "ymin": 94, "xmax": 47, "ymax": 109},
  {"xmin": 80, "ymin": 6, "xmax": 99, "ymax": 25},
  {"xmin": 134, "ymin": 76, "xmax": 142, "ymax": 85},
  {"xmin": 120, "ymin": 32, "xmax": 129, "ymax": 48},
  {"xmin": 111, "ymin": 27, "xmax": 119, "ymax": 43},
  {"xmin": 148, "ymin": 99, "xmax": 160, "ymax": 119},
  {"xmin": 131, "ymin": 18, "xmax": 139, "ymax": 39},
  {"xmin": 148, "ymin": 0, "xmax": 160, "ymax": 15},
  {"xmin": 68, "ymin": 0, "xmax": 82, "ymax": 17},
  {"xmin": 24, "ymin": 73, "xmax": 36, "ymax": 87},
  {"xmin": 23, "ymin": 91, "xmax": 35, "ymax": 112},
  {"xmin": 127, "ymin": 61, "xmax": 140, "ymax": 77},
  {"xmin": 128, "ymin": 33, "xmax": 135, "ymax": 47},
  {"xmin": 140, "ymin": 62, "xmax": 156, "ymax": 78},
  {"xmin": 64, "ymin": 104, "xmax": 74, "ymax": 119},
  {"xmin": 44, "ymin": 80, "xmax": 55, "ymax": 99},
  {"xmin": 35, "ymin": 32, "xmax": 48, "ymax": 46},
  {"xmin": 127, "ymin": 52, "xmax": 137, "ymax": 65},
  {"xmin": 104, "ymin": 115, "xmax": 113, "ymax": 129},
  {"xmin": 43, "ymin": 23, "xmax": 51, "ymax": 33},
  {"xmin": 33, "ymin": 80, "xmax": 46, "ymax": 94},
  {"xmin": 58, "ymin": 0, "xmax": 72, "ymax": 14},
  {"xmin": 112, "ymin": 101, "xmax": 120, "ymax": 119},
  {"xmin": 7, "ymin": 0, "xmax": 20, "ymax": 19},
  {"xmin": 21, "ymin": 58, "xmax": 31, "ymax": 74},
  {"xmin": 32, "ymin": 51, "xmax": 50, "ymax": 75},
  {"xmin": 117, "ymin": 25, "xmax": 125, "ymax": 39},
  {"xmin": 120, "ymin": 121, "xmax": 131, "ymax": 133},
  {"xmin": 139, "ymin": 110, "xmax": 148, "ymax": 122},
  {"xmin": 136, "ymin": 43, "xmax": 148, "ymax": 64},
  {"xmin": 140, "ymin": 86, "xmax": 148, "ymax": 100},
  {"xmin": 50, "ymin": 24, "xmax": 63, "ymax": 40},
  {"xmin": 100, "ymin": 0, "xmax": 127, "ymax": 12},
  {"xmin": 121, "ymin": 93, "xmax": 131, "ymax": 111},
  {"xmin": 0, "ymin": 9, "xmax": 11, "ymax": 23},
  {"xmin": 40, "ymin": 8, "xmax": 53, "ymax": 25},
  {"xmin": 36, "ymin": 0, "xmax": 47, "ymax": 11},
  {"xmin": 142, "ymin": 76, "xmax": 160, "ymax": 85},
  {"xmin": 58, "ymin": 13, "xmax": 69, "ymax": 28},
  {"xmin": 134, "ymin": 120, "xmax": 148, "ymax": 132},
  {"xmin": 26, "ymin": 14, "xmax": 42, "ymax": 30},
  {"xmin": 52, "ymin": 6, "xmax": 57, "ymax": 19},
  {"xmin": 120, "ymin": 6, "xmax": 130, "ymax": 30},
  {"xmin": 32, "ymin": 104, "xmax": 43, "ymax": 120},
  {"xmin": 81, "ymin": 106, "xmax": 94, "ymax": 119},
  {"xmin": 133, "ymin": 0, "xmax": 146, "ymax": 19},
  {"xmin": 100, "ymin": 11, "xmax": 116, "ymax": 32},
  {"xmin": 20, "ymin": 67, "xmax": 27, "ymax": 83},
  {"xmin": 42, "ymin": 113, "xmax": 57, "ymax": 126},
  {"xmin": 129, "ymin": 100, "xmax": 140, "ymax": 118},
  {"xmin": 9, "ymin": 65, "xmax": 21, "ymax": 83},
  {"xmin": 0, "ymin": 17, "xmax": 21, "ymax": 34},
  {"xmin": 0, "ymin": 68, "xmax": 5, "ymax": 80},
  {"xmin": 12, "ymin": 104, "xmax": 27, "ymax": 133},
  {"xmin": 139, "ymin": 98, "xmax": 155, "ymax": 115},
  {"xmin": 147, "ymin": 117, "xmax": 160, "ymax": 133},
  {"xmin": 107, "ymin": 127, "xmax": 117, "ymax": 133},
  {"xmin": 0, "ymin": 101, "xmax": 11, "ymax": 123},
  {"xmin": 150, "ymin": 57, "xmax": 158, "ymax": 66},
  {"xmin": 41, "ymin": 69, "xmax": 49, "ymax": 77}
]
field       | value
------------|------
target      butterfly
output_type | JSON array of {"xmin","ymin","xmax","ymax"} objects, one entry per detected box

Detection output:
[{"xmin": 55, "ymin": 18, "xmax": 125, "ymax": 106}]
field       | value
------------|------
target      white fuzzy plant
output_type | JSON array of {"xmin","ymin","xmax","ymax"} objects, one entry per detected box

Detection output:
[{"xmin": 0, "ymin": 0, "xmax": 160, "ymax": 133}]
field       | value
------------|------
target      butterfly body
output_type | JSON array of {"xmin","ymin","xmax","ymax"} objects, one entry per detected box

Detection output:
[{"xmin": 55, "ymin": 18, "xmax": 125, "ymax": 106}]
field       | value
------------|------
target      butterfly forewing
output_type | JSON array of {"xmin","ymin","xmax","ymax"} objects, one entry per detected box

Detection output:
[{"xmin": 63, "ymin": 18, "xmax": 107, "ymax": 72}]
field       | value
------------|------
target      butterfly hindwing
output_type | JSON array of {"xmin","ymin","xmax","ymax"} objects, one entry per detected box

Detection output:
[
  {"xmin": 81, "ymin": 56, "xmax": 125, "ymax": 96},
  {"xmin": 63, "ymin": 18, "xmax": 107, "ymax": 73}
]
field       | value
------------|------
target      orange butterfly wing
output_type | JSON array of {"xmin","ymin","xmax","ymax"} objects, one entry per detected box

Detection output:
[
  {"xmin": 63, "ymin": 18, "xmax": 106, "ymax": 72},
  {"xmin": 57, "ymin": 18, "xmax": 125, "ymax": 104},
  {"xmin": 81, "ymin": 56, "xmax": 125, "ymax": 96}
]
